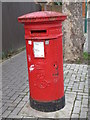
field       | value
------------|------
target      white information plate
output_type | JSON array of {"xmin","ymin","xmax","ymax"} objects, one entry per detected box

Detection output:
[{"xmin": 33, "ymin": 42, "xmax": 45, "ymax": 58}]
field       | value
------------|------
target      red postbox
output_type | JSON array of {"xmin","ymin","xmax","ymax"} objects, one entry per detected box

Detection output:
[{"xmin": 18, "ymin": 11, "xmax": 67, "ymax": 112}]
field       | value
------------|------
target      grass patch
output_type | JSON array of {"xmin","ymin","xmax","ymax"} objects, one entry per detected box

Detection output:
[
  {"xmin": 67, "ymin": 52, "xmax": 89, "ymax": 65},
  {"xmin": 76, "ymin": 59, "xmax": 82, "ymax": 64},
  {"xmin": 83, "ymin": 52, "xmax": 90, "ymax": 64},
  {"xmin": 75, "ymin": 52, "xmax": 90, "ymax": 64},
  {"xmin": 83, "ymin": 52, "xmax": 89, "ymax": 60},
  {"xmin": 1, "ymin": 46, "xmax": 26, "ymax": 62}
]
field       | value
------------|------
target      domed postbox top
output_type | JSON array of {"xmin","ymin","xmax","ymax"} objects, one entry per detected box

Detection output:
[{"xmin": 18, "ymin": 11, "xmax": 67, "ymax": 23}]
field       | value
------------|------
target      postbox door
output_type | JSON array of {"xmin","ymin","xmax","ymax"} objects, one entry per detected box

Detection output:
[{"xmin": 26, "ymin": 37, "xmax": 64, "ymax": 101}]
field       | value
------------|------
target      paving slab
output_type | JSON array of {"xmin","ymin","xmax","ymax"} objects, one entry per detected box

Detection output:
[{"xmin": 19, "ymin": 92, "xmax": 76, "ymax": 118}]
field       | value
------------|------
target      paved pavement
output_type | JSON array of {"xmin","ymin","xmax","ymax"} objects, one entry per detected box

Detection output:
[{"xmin": 0, "ymin": 50, "xmax": 88, "ymax": 119}]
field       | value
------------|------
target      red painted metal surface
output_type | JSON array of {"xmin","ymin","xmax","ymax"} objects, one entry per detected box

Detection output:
[
  {"xmin": 18, "ymin": 11, "xmax": 67, "ymax": 101},
  {"xmin": 18, "ymin": 11, "xmax": 66, "ymax": 23}
]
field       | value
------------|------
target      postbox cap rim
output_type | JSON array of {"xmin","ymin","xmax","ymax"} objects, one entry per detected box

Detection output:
[{"xmin": 18, "ymin": 11, "xmax": 67, "ymax": 23}]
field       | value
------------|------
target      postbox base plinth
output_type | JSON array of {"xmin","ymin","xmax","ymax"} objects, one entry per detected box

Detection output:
[{"xmin": 30, "ymin": 96, "xmax": 65, "ymax": 112}]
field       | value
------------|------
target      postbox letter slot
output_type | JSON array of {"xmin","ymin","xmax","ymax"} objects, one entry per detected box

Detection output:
[{"xmin": 31, "ymin": 30, "xmax": 46, "ymax": 34}]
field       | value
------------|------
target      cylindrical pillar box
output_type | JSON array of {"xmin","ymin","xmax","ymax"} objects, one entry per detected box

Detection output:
[{"xmin": 18, "ymin": 11, "xmax": 67, "ymax": 112}]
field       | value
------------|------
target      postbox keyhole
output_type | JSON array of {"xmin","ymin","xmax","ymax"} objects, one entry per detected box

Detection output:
[
  {"xmin": 53, "ymin": 63, "xmax": 59, "ymax": 77},
  {"xmin": 54, "ymin": 64, "xmax": 58, "ymax": 69}
]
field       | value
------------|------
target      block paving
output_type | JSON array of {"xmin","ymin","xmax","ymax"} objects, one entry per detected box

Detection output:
[{"xmin": 0, "ymin": 50, "xmax": 89, "ymax": 119}]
